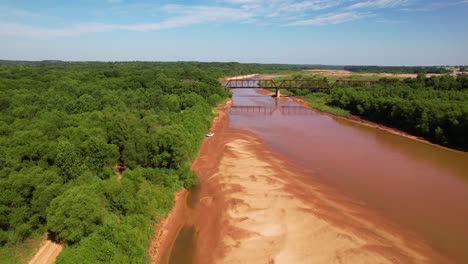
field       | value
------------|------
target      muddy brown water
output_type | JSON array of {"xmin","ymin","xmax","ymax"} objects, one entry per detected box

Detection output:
[
  {"xmin": 228, "ymin": 88, "xmax": 468, "ymax": 263},
  {"xmin": 166, "ymin": 226, "xmax": 196, "ymax": 264},
  {"xmin": 167, "ymin": 87, "xmax": 468, "ymax": 263}
]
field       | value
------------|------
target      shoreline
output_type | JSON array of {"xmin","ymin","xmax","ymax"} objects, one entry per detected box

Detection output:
[
  {"xmin": 148, "ymin": 99, "xmax": 233, "ymax": 264},
  {"xmin": 256, "ymin": 89, "xmax": 465, "ymax": 153},
  {"xmin": 150, "ymin": 95, "xmax": 451, "ymax": 263},
  {"xmin": 148, "ymin": 189, "xmax": 188, "ymax": 264}
]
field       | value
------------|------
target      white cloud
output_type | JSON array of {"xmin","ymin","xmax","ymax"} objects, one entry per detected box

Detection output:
[
  {"xmin": 0, "ymin": 1, "xmax": 404, "ymax": 37},
  {"xmin": 0, "ymin": 23, "xmax": 77, "ymax": 37},
  {"xmin": 287, "ymin": 11, "xmax": 372, "ymax": 26},
  {"xmin": 348, "ymin": 0, "xmax": 408, "ymax": 9},
  {"xmin": 224, "ymin": 0, "xmax": 264, "ymax": 3},
  {"xmin": 0, "ymin": 6, "xmax": 55, "ymax": 19},
  {"xmin": 401, "ymin": 0, "xmax": 467, "ymax": 12},
  {"xmin": 281, "ymin": 0, "xmax": 342, "ymax": 12},
  {"xmin": 0, "ymin": 5, "xmax": 255, "ymax": 37}
]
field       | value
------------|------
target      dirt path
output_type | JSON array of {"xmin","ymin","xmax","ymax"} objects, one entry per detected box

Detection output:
[{"xmin": 28, "ymin": 240, "xmax": 62, "ymax": 264}]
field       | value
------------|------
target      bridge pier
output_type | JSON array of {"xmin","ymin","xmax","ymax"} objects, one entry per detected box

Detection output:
[{"xmin": 275, "ymin": 87, "xmax": 281, "ymax": 98}]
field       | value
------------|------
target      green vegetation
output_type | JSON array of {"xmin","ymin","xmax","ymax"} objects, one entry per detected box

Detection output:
[
  {"xmin": 1, "ymin": 60, "xmax": 466, "ymax": 262},
  {"xmin": 280, "ymin": 88, "xmax": 349, "ymax": 116},
  {"xmin": 304, "ymin": 93, "xmax": 350, "ymax": 116},
  {"xmin": 283, "ymin": 73, "xmax": 468, "ymax": 149},
  {"xmin": 330, "ymin": 74, "xmax": 468, "ymax": 148},
  {"xmin": 0, "ymin": 61, "xmax": 290, "ymax": 263},
  {"xmin": 343, "ymin": 66, "xmax": 452, "ymax": 74},
  {"xmin": 0, "ymin": 235, "xmax": 44, "ymax": 264}
]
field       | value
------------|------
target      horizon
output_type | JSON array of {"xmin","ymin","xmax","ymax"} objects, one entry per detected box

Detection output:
[
  {"xmin": 0, "ymin": 59, "xmax": 464, "ymax": 67},
  {"xmin": 1, "ymin": 0, "xmax": 468, "ymax": 65}
]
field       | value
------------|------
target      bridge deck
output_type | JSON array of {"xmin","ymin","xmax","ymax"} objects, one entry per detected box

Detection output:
[{"xmin": 224, "ymin": 79, "xmax": 378, "ymax": 90}]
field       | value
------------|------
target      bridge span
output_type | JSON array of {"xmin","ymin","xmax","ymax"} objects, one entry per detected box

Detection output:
[{"xmin": 223, "ymin": 78, "xmax": 378, "ymax": 97}]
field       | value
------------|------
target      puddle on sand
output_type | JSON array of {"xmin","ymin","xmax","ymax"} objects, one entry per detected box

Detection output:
[
  {"xmin": 163, "ymin": 185, "xmax": 200, "ymax": 264},
  {"xmin": 186, "ymin": 185, "xmax": 201, "ymax": 209},
  {"xmin": 166, "ymin": 225, "xmax": 196, "ymax": 264}
]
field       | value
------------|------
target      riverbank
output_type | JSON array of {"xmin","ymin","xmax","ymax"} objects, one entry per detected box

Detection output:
[
  {"xmin": 147, "ymin": 98, "xmax": 235, "ymax": 262},
  {"xmin": 148, "ymin": 189, "xmax": 188, "ymax": 263},
  {"xmin": 257, "ymin": 89, "xmax": 464, "ymax": 153},
  {"xmin": 153, "ymin": 96, "xmax": 450, "ymax": 263}
]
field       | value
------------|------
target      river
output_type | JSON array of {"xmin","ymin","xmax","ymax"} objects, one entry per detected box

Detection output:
[
  {"xmin": 164, "ymin": 87, "xmax": 468, "ymax": 263},
  {"xmin": 229, "ymin": 88, "xmax": 468, "ymax": 263}
]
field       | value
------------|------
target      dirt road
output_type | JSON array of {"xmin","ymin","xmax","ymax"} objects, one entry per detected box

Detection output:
[{"xmin": 28, "ymin": 240, "xmax": 62, "ymax": 264}]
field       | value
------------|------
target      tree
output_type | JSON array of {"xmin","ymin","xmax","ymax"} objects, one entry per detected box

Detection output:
[
  {"xmin": 207, "ymin": 94, "xmax": 222, "ymax": 107},
  {"xmin": 55, "ymin": 141, "xmax": 84, "ymax": 182},
  {"xmin": 47, "ymin": 186, "xmax": 106, "ymax": 244},
  {"xmin": 151, "ymin": 125, "xmax": 191, "ymax": 169},
  {"xmin": 83, "ymin": 137, "xmax": 119, "ymax": 175}
]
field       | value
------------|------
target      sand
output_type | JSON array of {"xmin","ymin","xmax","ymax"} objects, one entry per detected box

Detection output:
[
  {"xmin": 302, "ymin": 69, "xmax": 460, "ymax": 78},
  {"xmin": 203, "ymin": 136, "xmax": 445, "ymax": 263},
  {"xmin": 149, "ymin": 97, "xmax": 450, "ymax": 264}
]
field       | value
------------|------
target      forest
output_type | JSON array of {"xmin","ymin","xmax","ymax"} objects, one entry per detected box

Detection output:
[
  {"xmin": 286, "ymin": 74, "xmax": 468, "ymax": 149},
  {"xmin": 0, "ymin": 61, "xmax": 302, "ymax": 263},
  {"xmin": 1, "ymin": 61, "xmax": 467, "ymax": 263},
  {"xmin": 329, "ymin": 75, "xmax": 468, "ymax": 149}
]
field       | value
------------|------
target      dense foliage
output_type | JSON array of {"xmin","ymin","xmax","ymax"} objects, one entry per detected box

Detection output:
[
  {"xmin": 0, "ymin": 61, "xmax": 243, "ymax": 263},
  {"xmin": 285, "ymin": 74, "xmax": 468, "ymax": 149},
  {"xmin": 329, "ymin": 75, "xmax": 468, "ymax": 148},
  {"xmin": 344, "ymin": 66, "xmax": 452, "ymax": 74}
]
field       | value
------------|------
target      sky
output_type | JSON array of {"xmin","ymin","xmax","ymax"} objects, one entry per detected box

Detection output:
[{"xmin": 0, "ymin": 0, "xmax": 467, "ymax": 65}]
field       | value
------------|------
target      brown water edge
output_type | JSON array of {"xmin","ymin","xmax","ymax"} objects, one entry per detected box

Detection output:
[
  {"xmin": 149, "ymin": 189, "xmax": 189, "ymax": 264},
  {"xmin": 149, "ymin": 101, "xmax": 232, "ymax": 264},
  {"xmin": 153, "ymin": 99, "xmax": 451, "ymax": 264},
  {"xmin": 229, "ymin": 88, "xmax": 468, "ymax": 263},
  {"xmin": 257, "ymin": 88, "xmax": 465, "ymax": 153}
]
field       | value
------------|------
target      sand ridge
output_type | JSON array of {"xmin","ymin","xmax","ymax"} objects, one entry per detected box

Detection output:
[
  {"xmin": 153, "ymin": 98, "xmax": 450, "ymax": 264},
  {"xmin": 213, "ymin": 136, "xmax": 441, "ymax": 263}
]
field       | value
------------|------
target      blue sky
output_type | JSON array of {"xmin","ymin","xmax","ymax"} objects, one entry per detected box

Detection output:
[{"xmin": 0, "ymin": 0, "xmax": 467, "ymax": 65}]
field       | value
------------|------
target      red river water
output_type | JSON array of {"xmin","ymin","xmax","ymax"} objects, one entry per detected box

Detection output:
[{"xmin": 227, "ymin": 88, "xmax": 468, "ymax": 263}]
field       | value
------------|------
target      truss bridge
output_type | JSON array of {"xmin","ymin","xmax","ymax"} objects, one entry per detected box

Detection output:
[{"xmin": 223, "ymin": 79, "xmax": 378, "ymax": 97}]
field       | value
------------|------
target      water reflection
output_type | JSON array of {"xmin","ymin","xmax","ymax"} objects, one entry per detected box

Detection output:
[{"xmin": 229, "ymin": 104, "xmax": 316, "ymax": 116}]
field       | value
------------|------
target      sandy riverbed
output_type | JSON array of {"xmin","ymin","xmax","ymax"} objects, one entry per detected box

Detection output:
[{"xmin": 150, "ymin": 98, "xmax": 450, "ymax": 263}]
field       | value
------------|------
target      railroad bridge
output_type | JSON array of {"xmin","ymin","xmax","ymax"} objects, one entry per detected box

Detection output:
[{"xmin": 223, "ymin": 78, "xmax": 378, "ymax": 97}]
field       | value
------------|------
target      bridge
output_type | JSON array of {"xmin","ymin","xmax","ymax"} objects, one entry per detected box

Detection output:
[{"xmin": 223, "ymin": 79, "xmax": 378, "ymax": 97}]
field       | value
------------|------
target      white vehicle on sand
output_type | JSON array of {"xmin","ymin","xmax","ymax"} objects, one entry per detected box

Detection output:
[{"xmin": 206, "ymin": 132, "xmax": 215, "ymax": 137}]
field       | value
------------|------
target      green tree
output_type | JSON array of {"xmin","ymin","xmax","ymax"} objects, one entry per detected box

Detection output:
[
  {"xmin": 55, "ymin": 141, "xmax": 84, "ymax": 182},
  {"xmin": 47, "ymin": 186, "xmax": 106, "ymax": 244}
]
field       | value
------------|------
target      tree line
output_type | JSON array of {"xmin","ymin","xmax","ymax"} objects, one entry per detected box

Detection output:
[
  {"xmin": 0, "ymin": 61, "xmax": 264, "ymax": 263},
  {"xmin": 286, "ymin": 74, "xmax": 468, "ymax": 149},
  {"xmin": 328, "ymin": 74, "xmax": 468, "ymax": 148}
]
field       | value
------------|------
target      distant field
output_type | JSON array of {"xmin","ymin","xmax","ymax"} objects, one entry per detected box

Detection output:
[{"xmin": 281, "ymin": 67, "xmax": 464, "ymax": 82}]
